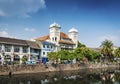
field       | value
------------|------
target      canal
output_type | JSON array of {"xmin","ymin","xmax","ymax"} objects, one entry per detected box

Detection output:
[{"xmin": 0, "ymin": 68, "xmax": 120, "ymax": 84}]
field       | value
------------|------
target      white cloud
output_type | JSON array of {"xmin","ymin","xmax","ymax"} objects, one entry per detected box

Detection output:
[
  {"xmin": 0, "ymin": 0, "xmax": 46, "ymax": 17},
  {"xmin": 0, "ymin": 31, "xmax": 9, "ymax": 37},
  {"xmin": 24, "ymin": 28, "xmax": 36, "ymax": 32}
]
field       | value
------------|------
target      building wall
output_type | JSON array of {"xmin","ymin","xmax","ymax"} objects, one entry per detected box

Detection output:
[
  {"xmin": 39, "ymin": 41, "xmax": 55, "ymax": 59},
  {"xmin": 0, "ymin": 43, "xmax": 40, "ymax": 65},
  {"xmin": 49, "ymin": 26, "xmax": 60, "ymax": 46},
  {"xmin": 68, "ymin": 32, "xmax": 78, "ymax": 48}
]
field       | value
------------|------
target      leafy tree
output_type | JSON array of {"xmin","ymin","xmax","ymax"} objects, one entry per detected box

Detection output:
[
  {"xmin": 58, "ymin": 50, "xmax": 70, "ymax": 60},
  {"xmin": 114, "ymin": 47, "xmax": 120, "ymax": 58},
  {"xmin": 47, "ymin": 52, "xmax": 58, "ymax": 61},
  {"xmin": 100, "ymin": 39, "xmax": 114, "ymax": 61},
  {"xmin": 77, "ymin": 41, "xmax": 86, "ymax": 48},
  {"xmin": 75, "ymin": 47, "xmax": 101, "ymax": 62},
  {"xmin": 21, "ymin": 57, "xmax": 27, "ymax": 64}
]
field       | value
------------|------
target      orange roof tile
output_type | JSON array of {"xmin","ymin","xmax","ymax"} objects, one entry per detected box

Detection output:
[
  {"xmin": 36, "ymin": 35, "xmax": 50, "ymax": 41},
  {"xmin": 36, "ymin": 32, "xmax": 75, "ymax": 45},
  {"xmin": 59, "ymin": 40, "xmax": 75, "ymax": 45},
  {"xmin": 60, "ymin": 32, "xmax": 69, "ymax": 38}
]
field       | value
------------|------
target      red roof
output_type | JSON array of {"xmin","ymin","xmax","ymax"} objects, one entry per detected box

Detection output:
[
  {"xmin": 36, "ymin": 32, "xmax": 75, "ymax": 45},
  {"xmin": 36, "ymin": 35, "xmax": 50, "ymax": 41},
  {"xmin": 60, "ymin": 32, "xmax": 69, "ymax": 38},
  {"xmin": 59, "ymin": 40, "xmax": 75, "ymax": 45}
]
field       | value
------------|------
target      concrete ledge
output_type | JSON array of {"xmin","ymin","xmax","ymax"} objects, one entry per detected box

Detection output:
[{"xmin": 0, "ymin": 63, "xmax": 119, "ymax": 75}]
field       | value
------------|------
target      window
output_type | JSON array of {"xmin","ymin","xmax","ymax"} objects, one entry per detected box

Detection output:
[
  {"xmin": 55, "ymin": 37, "xmax": 57, "ymax": 41},
  {"xmin": 47, "ymin": 45, "xmax": 49, "ymax": 48},
  {"xmin": 43, "ymin": 52, "xmax": 45, "ymax": 55},
  {"xmin": 5, "ymin": 45, "xmax": 11, "ymax": 52},
  {"xmin": 43, "ymin": 45, "xmax": 45, "ymax": 48},
  {"xmin": 14, "ymin": 46, "xmax": 20, "ymax": 52},
  {"xmin": 23, "ymin": 47, "xmax": 28, "ymax": 53},
  {"xmin": 51, "ymin": 45, "xmax": 53, "ymax": 48},
  {"xmin": 52, "ymin": 37, "xmax": 54, "ymax": 41}
]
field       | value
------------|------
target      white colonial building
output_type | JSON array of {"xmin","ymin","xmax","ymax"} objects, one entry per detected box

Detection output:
[
  {"xmin": 0, "ymin": 37, "xmax": 40, "ymax": 65},
  {"xmin": 36, "ymin": 22, "xmax": 78, "ymax": 62}
]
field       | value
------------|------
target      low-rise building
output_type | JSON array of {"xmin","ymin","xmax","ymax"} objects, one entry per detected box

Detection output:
[
  {"xmin": 0, "ymin": 37, "xmax": 40, "ymax": 65},
  {"xmin": 38, "ymin": 41, "xmax": 55, "ymax": 63}
]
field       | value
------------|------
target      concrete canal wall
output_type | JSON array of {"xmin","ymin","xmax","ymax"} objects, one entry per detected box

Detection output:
[{"xmin": 0, "ymin": 63, "xmax": 119, "ymax": 75}]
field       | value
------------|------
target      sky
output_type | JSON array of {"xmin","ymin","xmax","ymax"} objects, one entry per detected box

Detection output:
[{"xmin": 0, "ymin": 0, "xmax": 120, "ymax": 48}]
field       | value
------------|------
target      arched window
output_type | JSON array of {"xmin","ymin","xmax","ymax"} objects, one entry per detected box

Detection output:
[{"xmin": 55, "ymin": 37, "xmax": 57, "ymax": 41}]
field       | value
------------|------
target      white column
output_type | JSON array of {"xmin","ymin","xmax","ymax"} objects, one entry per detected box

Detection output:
[
  {"xmin": 20, "ymin": 47, "xmax": 23, "ymax": 64},
  {"xmin": 1, "ymin": 44, "xmax": 4, "ymax": 65},
  {"xmin": 28, "ymin": 47, "xmax": 30, "ymax": 61},
  {"xmin": 20, "ymin": 55, "xmax": 23, "ymax": 64},
  {"xmin": 11, "ymin": 46, "xmax": 14, "ymax": 62}
]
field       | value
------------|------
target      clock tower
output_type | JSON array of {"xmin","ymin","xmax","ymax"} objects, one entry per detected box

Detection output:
[{"xmin": 49, "ymin": 22, "xmax": 61, "ymax": 45}]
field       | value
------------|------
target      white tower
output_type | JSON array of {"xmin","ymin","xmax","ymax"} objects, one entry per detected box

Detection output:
[
  {"xmin": 68, "ymin": 28, "xmax": 78, "ymax": 48},
  {"xmin": 49, "ymin": 22, "xmax": 61, "ymax": 45}
]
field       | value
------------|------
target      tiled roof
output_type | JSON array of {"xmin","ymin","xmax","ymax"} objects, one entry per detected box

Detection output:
[
  {"xmin": 36, "ymin": 32, "xmax": 75, "ymax": 45},
  {"xmin": 60, "ymin": 32, "xmax": 69, "ymax": 38},
  {"xmin": 0, "ymin": 37, "xmax": 40, "ymax": 49},
  {"xmin": 36, "ymin": 35, "xmax": 50, "ymax": 41},
  {"xmin": 26, "ymin": 41, "xmax": 40, "ymax": 49},
  {"xmin": 59, "ymin": 32, "xmax": 75, "ymax": 45},
  {"xmin": 36, "ymin": 32, "xmax": 70, "ymax": 41},
  {"xmin": 59, "ymin": 40, "xmax": 75, "ymax": 45},
  {"xmin": 0, "ymin": 37, "xmax": 28, "ymax": 46}
]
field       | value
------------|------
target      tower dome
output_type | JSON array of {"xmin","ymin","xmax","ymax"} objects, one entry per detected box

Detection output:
[
  {"xmin": 68, "ymin": 28, "xmax": 78, "ymax": 33},
  {"xmin": 50, "ymin": 22, "xmax": 61, "ymax": 28}
]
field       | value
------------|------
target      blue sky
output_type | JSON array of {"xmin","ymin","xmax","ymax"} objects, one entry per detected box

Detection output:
[{"xmin": 0, "ymin": 0, "xmax": 120, "ymax": 47}]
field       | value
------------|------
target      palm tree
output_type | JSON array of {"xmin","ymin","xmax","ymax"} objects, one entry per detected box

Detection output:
[
  {"xmin": 114, "ymin": 47, "xmax": 120, "ymax": 58},
  {"xmin": 100, "ymin": 39, "xmax": 114, "ymax": 62}
]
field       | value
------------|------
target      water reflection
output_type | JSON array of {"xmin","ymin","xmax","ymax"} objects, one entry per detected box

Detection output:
[{"xmin": 0, "ymin": 68, "xmax": 120, "ymax": 84}]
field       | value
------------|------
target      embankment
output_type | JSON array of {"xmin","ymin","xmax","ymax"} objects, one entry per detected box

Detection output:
[{"xmin": 0, "ymin": 63, "xmax": 119, "ymax": 75}]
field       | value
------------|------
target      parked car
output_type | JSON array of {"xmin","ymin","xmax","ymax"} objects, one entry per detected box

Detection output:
[{"xmin": 26, "ymin": 61, "xmax": 36, "ymax": 65}]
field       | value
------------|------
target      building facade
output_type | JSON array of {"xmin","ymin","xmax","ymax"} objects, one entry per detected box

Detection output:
[
  {"xmin": 36, "ymin": 22, "xmax": 78, "ymax": 60},
  {"xmin": 0, "ymin": 37, "xmax": 40, "ymax": 65},
  {"xmin": 37, "ymin": 41, "xmax": 55, "ymax": 63}
]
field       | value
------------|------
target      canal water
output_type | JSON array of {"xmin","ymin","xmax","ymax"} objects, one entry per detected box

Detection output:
[{"xmin": 0, "ymin": 68, "xmax": 120, "ymax": 84}]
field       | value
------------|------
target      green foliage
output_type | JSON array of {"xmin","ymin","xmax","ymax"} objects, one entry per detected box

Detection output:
[
  {"xmin": 47, "ymin": 52, "xmax": 58, "ymax": 60},
  {"xmin": 100, "ymin": 39, "xmax": 114, "ymax": 61},
  {"xmin": 114, "ymin": 47, "xmax": 120, "ymax": 57},
  {"xmin": 21, "ymin": 57, "xmax": 27, "ymax": 64},
  {"xmin": 48, "ymin": 47, "xmax": 101, "ymax": 62},
  {"xmin": 74, "ymin": 47, "xmax": 101, "ymax": 61},
  {"xmin": 77, "ymin": 41, "xmax": 86, "ymax": 48}
]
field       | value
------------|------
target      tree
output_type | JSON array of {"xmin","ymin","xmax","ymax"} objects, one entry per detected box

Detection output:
[
  {"xmin": 21, "ymin": 57, "xmax": 26, "ymax": 64},
  {"xmin": 74, "ymin": 47, "xmax": 101, "ymax": 62},
  {"xmin": 100, "ymin": 39, "xmax": 114, "ymax": 61},
  {"xmin": 47, "ymin": 52, "xmax": 58, "ymax": 61},
  {"xmin": 114, "ymin": 47, "xmax": 120, "ymax": 58},
  {"xmin": 58, "ymin": 50, "xmax": 70, "ymax": 60},
  {"xmin": 77, "ymin": 41, "xmax": 86, "ymax": 48}
]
